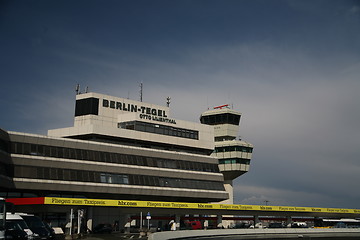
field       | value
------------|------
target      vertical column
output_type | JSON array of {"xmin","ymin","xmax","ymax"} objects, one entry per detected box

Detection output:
[
  {"xmin": 86, "ymin": 207, "xmax": 93, "ymax": 233},
  {"xmin": 254, "ymin": 215, "xmax": 260, "ymax": 227},
  {"xmin": 217, "ymin": 215, "xmax": 223, "ymax": 228},
  {"xmin": 286, "ymin": 216, "xmax": 292, "ymax": 227},
  {"xmin": 175, "ymin": 215, "xmax": 181, "ymax": 230},
  {"xmin": 124, "ymin": 214, "xmax": 131, "ymax": 233},
  {"xmin": 221, "ymin": 180, "xmax": 234, "ymax": 229},
  {"xmin": 64, "ymin": 209, "xmax": 74, "ymax": 237},
  {"xmin": 118, "ymin": 212, "xmax": 128, "ymax": 233},
  {"xmin": 223, "ymin": 180, "xmax": 234, "ymax": 204}
]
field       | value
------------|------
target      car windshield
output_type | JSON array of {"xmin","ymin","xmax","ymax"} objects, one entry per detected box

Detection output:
[
  {"xmin": 10, "ymin": 220, "xmax": 28, "ymax": 230},
  {"xmin": 22, "ymin": 216, "xmax": 45, "ymax": 228},
  {"xmin": 6, "ymin": 221, "xmax": 23, "ymax": 231}
]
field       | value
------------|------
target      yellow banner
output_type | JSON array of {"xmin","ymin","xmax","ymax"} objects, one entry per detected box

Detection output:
[{"xmin": 44, "ymin": 197, "xmax": 359, "ymax": 214}]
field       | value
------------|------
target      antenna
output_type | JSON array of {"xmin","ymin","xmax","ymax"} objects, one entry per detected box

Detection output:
[
  {"xmin": 166, "ymin": 97, "xmax": 171, "ymax": 107},
  {"xmin": 139, "ymin": 82, "xmax": 143, "ymax": 102},
  {"xmin": 75, "ymin": 84, "xmax": 80, "ymax": 95}
]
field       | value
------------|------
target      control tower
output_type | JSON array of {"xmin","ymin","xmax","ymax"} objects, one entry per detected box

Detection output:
[{"xmin": 200, "ymin": 104, "xmax": 254, "ymax": 205}]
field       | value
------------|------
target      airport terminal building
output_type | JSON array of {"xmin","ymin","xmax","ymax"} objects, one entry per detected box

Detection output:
[{"xmin": 0, "ymin": 91, "xmax": 253, "ymax": 230}]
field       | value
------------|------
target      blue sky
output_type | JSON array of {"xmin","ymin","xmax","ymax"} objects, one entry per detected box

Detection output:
[{"xmin": 1, "ymin": 0, "xmax": 360, "ymax": 209}]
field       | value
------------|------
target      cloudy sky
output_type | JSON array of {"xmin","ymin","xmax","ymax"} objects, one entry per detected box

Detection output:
[{"xmin": 1, "ymin": 0, "xmax": 360, "ymax": 209}]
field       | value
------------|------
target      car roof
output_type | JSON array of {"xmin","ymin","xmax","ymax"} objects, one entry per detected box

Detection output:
[{"xmin": 6, "ymin": 213, "xmax": 24, "ymax": 220}]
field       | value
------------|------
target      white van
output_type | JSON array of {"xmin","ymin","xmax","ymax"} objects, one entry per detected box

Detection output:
[{"xmin": 6, "ymin": 213, "xmax": 35, "ymax": 239}]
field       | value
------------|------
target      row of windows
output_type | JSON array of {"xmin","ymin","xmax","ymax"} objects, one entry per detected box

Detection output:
[
  {"xmin": 0, "ymin": 192, "xmax": 39, "ymax": 199},
  {"xmin": 214, "ymin": 145, "xmax": 253, "ymax": 153},
  {"xmin": 119, "ymin": 121, "xmax": 199, "ymax": 140},
  {"xmin": 14, "ymin": 165, "xmax": 225, "ymax": 191},
  {"xmin": 200, "ymin": 113, "xmax": 241, "ymax": 126},
  {"xmin": 11, "ymin": 142, "xmax": 219, "ymax": 173},
  {"xmin": 100, "ymin": 173, "xmax": 129, "ymax": 184},
  {"xmin": 219, "ymin": 158, "xmax": 250, "ymax": 165}
]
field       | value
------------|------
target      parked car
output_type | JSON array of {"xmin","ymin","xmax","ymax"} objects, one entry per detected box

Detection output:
[
  {"xmin": 42, "ymin": 222, "xmax": 55, "ymax": 240},
  {"xmin": 19, "ymin": 214, "xmax": 52, "ymax": 240},
  {"xmin": 6, "ymin": 213, "xmax": 35, "ymax": 240},
  {"xmin": 92, "ymin": 224, "xmax": 112, "ymax": 234},
  {"xmin": 5, "ymin": 221, "xmax": 28, "ymax": 240},
  {"xmin": 289, "ymin": 222, "xmax": 308, "ymax": 228},
  {"xmin": 189, "ymin": 221, "xmax": 202, "ymax": 230},
  {"xmin": 268, "ymin": 222, "xmax": 286, "ymax": 228},
  {"xmin": 233, "ymin": 222, "xmax": 251, "ymax": 229}
]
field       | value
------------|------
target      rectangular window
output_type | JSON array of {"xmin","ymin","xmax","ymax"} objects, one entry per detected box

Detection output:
[
  {"xmin": 74, "ymin": 149, "xmax": 81, "ymax": 159},
  {"xmin": 100, "ymin": 173, "xmax": 106, "ymax": 183},
  {"xmin": 137, "ymin": 122, "xmax": 145, "ymax": 131},
  {"xmin": 92, "ymin": 151, "xmax": 99, "ymax": 161},
  {"xmin": 88, "ymin": 171, "xmax": 95, "ymax": 182},
  {"xmin": 23, "ymin": 143, "xmax": 30, "ymax": 155},
  {"xmin": 110, "ymin": 153, "xmax": 117, "ymax": 163},
  {"xmin": 153, "ymin": 177, "xmax": 160, "ymax": 186},
  {"xmin": 11, "ymin": 142, "xmax": 17, "ymax": 154},
  {"xmin": 104, "ymin": 152, "xmax": 111, "ymax": 162},
  {"xmin": 76, "ymin": 171, "xmax": 83, "ymax": 181},
  {"xmin": 63, "ymin": 148, "xmax": 69, "ymax": 159},
  {"xmin": 138, "ymin": 175, "xmax": 145, "ymax": 185},
  {"xmin": 57, "ymin": 147, "xmax": 63, "ymax": 158},
  {"xmin": 94, "ymin": 172, "xmax": 100, "ymax": 182},
  {"xmin": 69, "ymin": 149, "xmax": 76, "ymax": 159},
  {"xmin": 37, "ymin": 167, "xmax": 44, "ymax": 179},
  {"xmin": 75, "ymin": 97, "xmax": 99, "ymax": 116},
  {"xmin": 123, "ymin": 175, "xmax": 129, "ymax": 184},
  {"xmin": 107, "ymin": 174, "xmax": 112, "ymax": 183},
  {"xmin": 58, "ymin": 169, "xmax": 63, "ymax": 179},
  {"xmin": 23, "ymin": 166, "xmax": 33, "ymax": 178},
  {"xmin": 150, "ymin": 157, "xmax": 157, "ymax": 167},
  {"xmin": 83, "ymin": 171, "xmax": 89, "ymax": 182},
  {"xmin": 63, "ymin": 170, "xmax": 71, "ymax": 180},
  {"xmin": 147, "ymin": 176, "xmax": 155, "ymax": 186},
  {"xmin": 14, "ymin": 165, "xmax": 22, "ymax": 177},
  {"xmin": 88, "ymin": 150, "xmax": 95, "ymax": 161},
  {"xmin": 99, "ymin": 152, "xmax": 105, "ymax": 162},
  {"xmin": 50, "ymin": 168, "xmax": 58, "ymax": 180},
  {"xmin": 44, "ymin": 168, "xmax": 50, "ymax": 179},
  {"xmin": 70, "ymin": 170, "xmax": 77, "ymax": 180},
  {"xmin": 120, "ymin": 154, "xmax": 128, "ymax": 164},
  {"xmin": 50, "ymin": 147, "xmax": 57, "ymax": 157},
  {"xmin": 81, "ymin": 149, "xmax": 88, "ymax": 160},
  {"xmin": 30, "ymin": 144, "xmax": 37, "ymax": 155}
]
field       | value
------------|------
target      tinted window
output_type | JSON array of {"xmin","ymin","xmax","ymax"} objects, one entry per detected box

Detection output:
[{"xmin": 75, "ymin": 98, "xmax": 99, "ymax": 116}]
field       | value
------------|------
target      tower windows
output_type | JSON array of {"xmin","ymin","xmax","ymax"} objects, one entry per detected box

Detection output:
[{"xmin": 200, "ymin": 113, "xmax": 240, "ymax": 126}]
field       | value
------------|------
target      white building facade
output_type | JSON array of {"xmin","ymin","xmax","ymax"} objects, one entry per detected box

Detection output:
[{"xmin": 0, "ymin": 92, "xmax": 231, "ymax": 230}]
